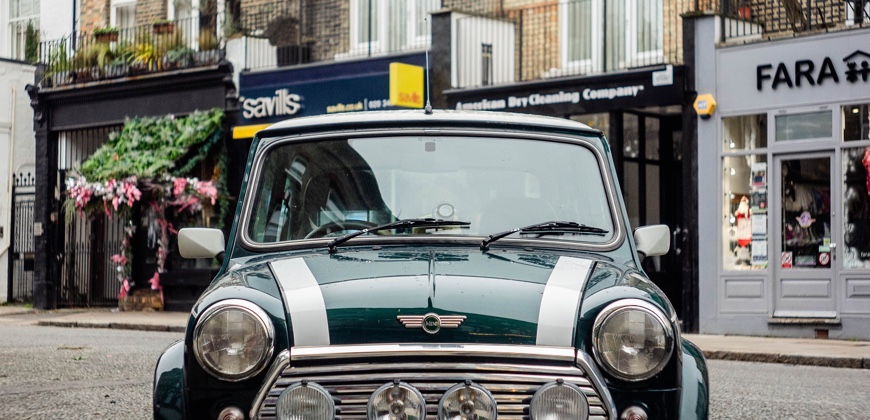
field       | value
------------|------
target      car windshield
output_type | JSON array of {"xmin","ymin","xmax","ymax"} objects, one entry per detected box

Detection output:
[{"xmin": 246, "ymin": 135, "xmax": 615, "ymax": 244}]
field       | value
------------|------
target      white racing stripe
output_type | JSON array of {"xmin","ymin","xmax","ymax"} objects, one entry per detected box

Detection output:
[
  {"xmin": 270, "ymin": 258, "xmax": 330, "ymax": 346},
  {"xmin": 536, "ymin": 257, "xmax": 594, "ymax": 347}
]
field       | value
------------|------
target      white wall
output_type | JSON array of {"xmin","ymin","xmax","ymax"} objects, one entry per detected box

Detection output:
[{"xmin": 0, "ymin": 60, "xmax": 36, "ymax": 303}]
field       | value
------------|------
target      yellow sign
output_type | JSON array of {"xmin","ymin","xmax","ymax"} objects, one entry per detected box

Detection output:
[
  {"xmin": 232, "ymin": 123, "xmax": 271, "ymax": 139},
  {"xmin": 389, "ymin": 63, "xmax": 424, "ymax": 109}
]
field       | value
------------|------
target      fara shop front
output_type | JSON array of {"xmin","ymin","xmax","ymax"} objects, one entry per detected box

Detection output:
[{"xmin": 695, "ymin": 26, "xmax": 870, "ymax": 339}]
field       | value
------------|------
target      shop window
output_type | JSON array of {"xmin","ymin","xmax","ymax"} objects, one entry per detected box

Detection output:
[
  {"xmin": 843, "ymin": 146, "xmax": 870, "ymax": 268},
  {"xmin": 781, "ymin": 157, "xmax": 831, "ymax": 269},
  {"xmin": 624, "ymin": 113, "xmax": 639, "ymax": 158},
  {"xmin": 645, "ymin": 117, "xmax": 659, "ymax": 160},
  {"xmin": 775, "ymin": 110, "xmax": 833, "ymax": 141},
  {"xmin": 571, "ymin": 113, "xmax": 609, "ymax": 133},
  {"xmin": 723, "ymin": 114, "xmax": 767, "ymax": 151},
  {"xmin": 723, "ymin": 155, "xmax": 768, "ymax": 270},
  {"xmin": 843, "ymin": 104, "xmax": 870, "ymax": 141}
]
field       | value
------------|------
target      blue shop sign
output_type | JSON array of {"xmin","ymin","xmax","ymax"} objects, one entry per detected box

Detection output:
[{"xmin": 237, "ymin": 53, "xmax": 427, "ymax": 128}]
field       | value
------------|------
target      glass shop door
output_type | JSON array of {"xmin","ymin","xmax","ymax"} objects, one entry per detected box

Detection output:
[{"xmin": 772, "ymin": 152, "xmax": 838, "ymax": 319}]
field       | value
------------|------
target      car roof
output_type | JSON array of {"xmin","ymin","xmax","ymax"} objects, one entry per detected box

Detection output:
[{"xmin": 257, "ymin": 109, "xmax": 602, "ymax": 137}]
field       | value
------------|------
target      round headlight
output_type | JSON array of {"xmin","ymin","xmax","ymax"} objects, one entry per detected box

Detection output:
[
  {"xmin": 368, "ymin": 381, "xmax": 427, "ymax": 420},
  {"xmin": 530, "ymin": 381, "xmax": 589, "ymax": 420},
  {"xmin": 438, "ymin": 382, "xmax": 497, "ymax": 420},
  {"xmin": 592, "ymin": 299, "xmax": 674, "ymax": 381},
  {"xmin": 193, "ymin": 299, "xmax": 274, "ymax": 381},
  {"xmin": 276, "ymin": 382, "xmax": 335, "ymax": 420}
]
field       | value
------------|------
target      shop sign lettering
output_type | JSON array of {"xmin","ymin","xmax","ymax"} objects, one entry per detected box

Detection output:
[
  {"xmin": 756, "ymin": 50, "xmax": 870, "ymax": 91},
  {"xmin": 241, "ymin": 89, "xmax": 303, "ymax": 119},
  {"xmin": 455, "ymin": 85, "xmax": 645, "ymax": 111}
]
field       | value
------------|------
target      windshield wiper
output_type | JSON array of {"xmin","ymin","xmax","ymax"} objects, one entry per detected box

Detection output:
[
  {"xmin": 480, "ymin": 221, "xmax": 609, "ymax": 251},
  {"xmin": 327, "ymin": 218, "xmax": 470, "ymax": 253}
]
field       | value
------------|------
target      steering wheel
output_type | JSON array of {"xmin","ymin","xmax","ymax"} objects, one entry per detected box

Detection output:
[{"xmin": 304, "ymin": 219, "xmax": 381, "ymax": 239}]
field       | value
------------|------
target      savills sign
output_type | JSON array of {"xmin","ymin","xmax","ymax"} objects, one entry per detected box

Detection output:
[
  {"xmin": 241, "ymin": 89, "xmax": 303, "ymax": 119},
  {"xmin": 756, "ymin": 50, "xmax": 870, "ymax": 91}
]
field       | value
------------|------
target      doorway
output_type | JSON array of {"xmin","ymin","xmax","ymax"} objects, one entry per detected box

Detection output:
[{"xmin": 772, "ymin": 152, "xmax": 838, "ymax": 319}]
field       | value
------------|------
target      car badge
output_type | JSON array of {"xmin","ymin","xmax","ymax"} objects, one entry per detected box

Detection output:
[{"xmin": 397, "ymin": 313, "xmax": 466, "ymax": 334}]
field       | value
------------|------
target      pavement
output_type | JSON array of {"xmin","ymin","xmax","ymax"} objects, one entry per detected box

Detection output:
[{"xmin": 2, "ymin": 305, "xmax": 869, "ymax": 369}]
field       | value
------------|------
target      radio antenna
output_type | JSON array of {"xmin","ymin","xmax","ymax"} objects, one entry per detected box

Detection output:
[{"xmin": 424, "ymin": 17, "xmax": 433, "ymax": 114}]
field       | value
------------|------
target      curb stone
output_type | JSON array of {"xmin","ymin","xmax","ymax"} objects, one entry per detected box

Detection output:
[
  {"xmin": 37, "ymin": 320, "xmax": 185, "ymax": 333},
  {"xmin": 702, "ymin": 350, "xmax": 869, "ymax": 369}
]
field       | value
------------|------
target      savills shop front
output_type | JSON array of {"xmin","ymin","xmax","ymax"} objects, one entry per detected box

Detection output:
[{"xmin": 695, "ymin": 22, "xmax": 870, "ymax": 339}]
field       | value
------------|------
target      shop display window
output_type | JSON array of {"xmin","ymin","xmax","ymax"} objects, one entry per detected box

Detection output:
[
  {"xmin": 723, "ymin": 155, "xmax": 768, "ymax": 270},
  {"xmin": 843, "ymin": 146, "xmax": 870, "ymax": 268},
  {"xmin": 780, "ymin": 157, "xmax": 831, "ymax": 269},
  {"xmin": 775, "ymin": 110, "xmax": 833, "ymax": 141},
  {"xmin": 723, "ymin": 114, "xmax": 767, "ymax": 151},
  {"xmin": 843, "ymin": 104, "xmax": 870, "ymax": 141}
]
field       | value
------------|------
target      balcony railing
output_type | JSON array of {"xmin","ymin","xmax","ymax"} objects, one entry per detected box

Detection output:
[
  {"xmin": 236, "ymin": 0, "xmax": 440, "ymax": 71},
  {"xmin": 453, "ymin": 0, "xmax": 694, "ymax": 89},
  {"xmin": 38, "ymin": 14, "xmax": 225, "ymax": 88},
  {"xmin": 722, "ymin": 0, "xmax": 869, "ymax": 40}
]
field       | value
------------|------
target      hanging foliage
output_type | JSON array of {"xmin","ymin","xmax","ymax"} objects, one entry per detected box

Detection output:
[{"xmin": 63, "ymin": 108, "xmax": 227, "ymax": 302}]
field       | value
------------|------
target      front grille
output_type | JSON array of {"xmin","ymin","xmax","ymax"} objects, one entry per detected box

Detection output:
[{"xmin": 256, "ymin": 359, "xmax": 610, "ymax": 420}]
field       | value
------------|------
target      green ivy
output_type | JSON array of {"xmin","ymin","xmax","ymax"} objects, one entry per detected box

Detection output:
[{"xmin": 80, "ymin": 108, "xmax": 224, "ymax": 182}]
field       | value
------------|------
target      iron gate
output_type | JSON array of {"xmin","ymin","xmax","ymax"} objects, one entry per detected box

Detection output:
[
  {"xmin": 9, "ymin": 172, "xmax": 35, "ymax": 303},
  {"xmin": 56, "ymin": 126, "xmax": 125, "ymax": 307}
]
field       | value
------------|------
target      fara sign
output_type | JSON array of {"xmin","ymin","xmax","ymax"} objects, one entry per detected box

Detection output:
[{"xmin": 717, "ymin": 31, "xmax": 870, "ymax": 110}]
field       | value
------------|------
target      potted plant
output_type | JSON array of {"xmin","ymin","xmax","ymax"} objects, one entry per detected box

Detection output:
[
  {"xmin": 152, "ymin": 19, "xmax": 175, "ymax": 35},
  {"xmin": 93, "ymin": 26, "xmax": 119, "ymax": 43}
]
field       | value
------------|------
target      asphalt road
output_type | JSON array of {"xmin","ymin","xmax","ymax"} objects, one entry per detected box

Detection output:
[
  {"xmin": 0, "ymin": 323, "xmax": 182, "ymax": 419},
  {"xmin": 709, "ymin": 359, "xmax": 870, "ymax": 419},
  {"xmin": 2, "ymin": 321, "xmax": 870, "ymax": 419}
]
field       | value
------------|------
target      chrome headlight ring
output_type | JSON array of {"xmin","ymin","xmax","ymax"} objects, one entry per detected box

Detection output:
[
  {"xmin": 591, "ymin": 299, "xmax": 675, "ymax": 382},
  {"xmin": 193, "ymin": 299, "xmax": 275, "ymax": 382}
]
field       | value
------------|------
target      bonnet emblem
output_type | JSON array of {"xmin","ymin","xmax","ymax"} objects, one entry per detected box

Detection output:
[{"xmin": 397, "ymin": 313, "xmax": 466, "ymax": 334}]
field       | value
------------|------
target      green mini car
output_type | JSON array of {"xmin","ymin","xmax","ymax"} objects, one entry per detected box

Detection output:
[{"xmin": 154, "ymin": 110, "xmax": 708, "ymax": 420}]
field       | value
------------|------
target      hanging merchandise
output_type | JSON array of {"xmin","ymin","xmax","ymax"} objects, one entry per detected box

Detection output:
[{"xmin": 735, "ymin": 196, "xmax": 752, "ymax": 247}]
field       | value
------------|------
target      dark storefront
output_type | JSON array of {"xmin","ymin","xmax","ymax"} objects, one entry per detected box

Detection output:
[
  {"xmin": 27, "ymin": 63, "xmax": 238, "ymax": 310},
  {"xmin": 443, "ymin": 66, "xmax": 696, "ymax": 328}
]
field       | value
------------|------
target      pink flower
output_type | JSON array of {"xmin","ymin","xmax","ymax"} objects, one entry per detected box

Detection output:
[
  {"xmin": 173, "ymin": 178, "xmax": 188, "ymax": 196},
  {"xmin": 195, "ymin": 181, "xmax": 218, "ymax": 205},
  {"xmin": 118, "ymin": 278, "xmax": 130, "ymax": 299},
  {"xmin": 111, "ymin": 254, "xmax": 128, "ymax": 265},
  {"xmin": 112, "ymin": 196, "xmax": 120, "ymax": 211},
  {"xmin": 149, "ymin": 272, "xmax": 162, "ymax": 291}
]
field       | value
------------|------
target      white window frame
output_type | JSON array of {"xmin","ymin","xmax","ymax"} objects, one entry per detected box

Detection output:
[
  {"xmin": 349, "ymin": 0, "xmax": 386, "ymax": 55},
  {"xmin": 846, "ymin": 1, "xmax": 870, "ymax": 25},
  {"xmin": 346, "ymin": 0, "xmax": 436, "ymax": 57},
  {"xmin": 625, "ymin": 0, "xmax": 664, "ymax": 67},
  {"xmin": 168, "ymin": 0, "xmax": 201, "ymax": 50},
  {"xmin": 110, "ymin": 0, "xmax": 137, "ymax": 30},
  {"xmin": 8, "ymin": 0, "xmax": 40, "ymax": 61},
  {"xmin": 558, "ymin": 0, "xmax": 603, "ymax": 75},
  {"xmin": 404, "ymin": 0, "xmax": 437, "ymax": 50}
]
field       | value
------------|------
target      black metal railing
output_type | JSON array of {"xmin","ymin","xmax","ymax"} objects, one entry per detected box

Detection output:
[
  {"xmin": 722, "ymin": 0, "xmax": 868, "ymax": 40},
  {"xmin": 38, "ymin": 14, "xmax": 224, "ymax": 88},
  {"xmin": 238, "ymin": 0, "xmax": 440, "ymax": 70},
  {"xmin": 9, "ymin": 172, "xmax": 36, "ymax": 304}
]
